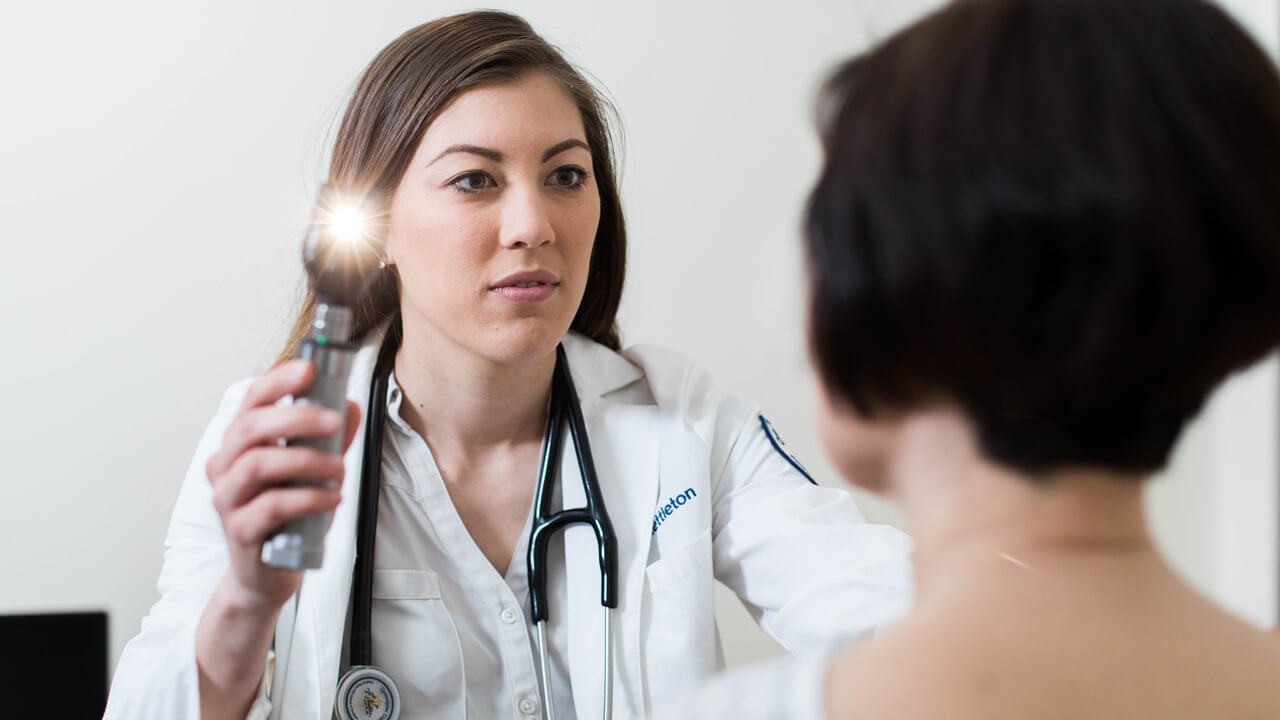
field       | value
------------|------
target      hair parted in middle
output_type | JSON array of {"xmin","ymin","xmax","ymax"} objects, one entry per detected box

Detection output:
[{"xmin": 278, "ymin": 10, "xmax": 627, "ymax": 363}]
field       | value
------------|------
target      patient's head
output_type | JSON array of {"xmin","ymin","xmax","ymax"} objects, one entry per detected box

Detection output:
[{"xmin": 805, "ymin": 0, "xmax": 1280, "ymax": 488}]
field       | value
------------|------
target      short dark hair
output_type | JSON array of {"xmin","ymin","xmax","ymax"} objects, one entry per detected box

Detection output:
[{"xmin": 805, "ymin": 0, "xmax": 1280, "ymax": 475}]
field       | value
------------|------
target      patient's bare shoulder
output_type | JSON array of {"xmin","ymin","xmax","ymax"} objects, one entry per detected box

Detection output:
[
  {"xmin": 824, "ymin": 602, "xmax": 1280, "ymax": 720},
  {"xmin": 1194, "ymin": 614, "xmax": 1280, "ymax": 713},
  {"xmin": 824, "ymin": 613, "xmax": 993, "ymax": 720}
]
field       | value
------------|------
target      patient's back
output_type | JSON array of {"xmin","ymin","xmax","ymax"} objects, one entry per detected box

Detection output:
[{"xmin": 829, "ymin": 557, "xmax": 1280, "ymax": 719}]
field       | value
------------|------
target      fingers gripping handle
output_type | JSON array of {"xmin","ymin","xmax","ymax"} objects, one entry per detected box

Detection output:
[{"xmin": 261, "ymin": 332, "xmax": 355, "ymax": 570}]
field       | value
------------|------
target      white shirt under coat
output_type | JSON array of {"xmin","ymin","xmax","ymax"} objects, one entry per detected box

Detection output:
[
  {"xmin": 104, "ymin": 328, "xmax": 914, "ymax": 719},
  {"xmin": 371, "ymin": 371, "xmax": 574, "ymax": 719}
]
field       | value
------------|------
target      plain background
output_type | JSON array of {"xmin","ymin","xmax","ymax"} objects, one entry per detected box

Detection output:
[{"xmin": 0, "ymin": 0, "xmax": 1276, "ymax": 675}]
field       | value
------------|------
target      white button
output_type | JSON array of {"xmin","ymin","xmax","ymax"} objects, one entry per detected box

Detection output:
[
  {"xmin": 500, "ymin": 606, "xmax": 519, "ymax": 624},
  {"xmin": 519, "ymin": 696, "xmax": 540, "ymax": 715}
]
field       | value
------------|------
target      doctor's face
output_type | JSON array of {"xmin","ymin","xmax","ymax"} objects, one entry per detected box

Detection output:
[{"xmin": 385, "ymin": 71, "xmax": 601, "ymax": 364}]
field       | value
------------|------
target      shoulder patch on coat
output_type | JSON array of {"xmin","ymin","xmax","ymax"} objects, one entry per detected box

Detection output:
[{"xmin": 759, "ymin": 415, "xmax": 817, "ymax": 485}]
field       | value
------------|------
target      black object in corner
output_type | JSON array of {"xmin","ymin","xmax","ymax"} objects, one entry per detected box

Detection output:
[{"xmin": 0, "ymin": 611, "xmax": 108, "ymax": 718}]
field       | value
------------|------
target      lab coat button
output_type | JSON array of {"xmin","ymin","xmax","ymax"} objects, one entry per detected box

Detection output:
[
  {"xmin": 500, "ymin": 606, "xmax": 519, "ymax": 624},
  {"xmin": 519, "ymin": 696, "xmax": 540, "ymax": 715}
]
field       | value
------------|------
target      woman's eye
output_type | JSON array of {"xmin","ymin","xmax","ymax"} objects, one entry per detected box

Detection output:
[
  {"xmin": 450, "ymin": 172, "xmax": 495, "ymax": 193},
  {"xmin": 548, "ymin": 166, "xmax": 590, "ymax": 190}
]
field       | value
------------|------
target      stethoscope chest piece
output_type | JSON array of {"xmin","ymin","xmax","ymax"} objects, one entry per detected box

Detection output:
[{"xmin": 335, "ymin": 665, "xmax": 401, "ymax": 720}]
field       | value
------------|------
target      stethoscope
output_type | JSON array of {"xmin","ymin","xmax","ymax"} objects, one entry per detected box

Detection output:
[{"xmin": 333, "ymin": 327, "xmax": 619, "ymax": 720}]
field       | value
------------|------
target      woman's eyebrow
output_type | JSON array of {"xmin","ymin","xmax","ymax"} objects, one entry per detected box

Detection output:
[
  {"xmin": 542, "ymin": 139, "xmax": 589, "ymax": 161},
  {"xmin": 427, "ymin": 139, "xmax": 588, "ymax": 167},
  {"xmin": 429, "ymin": 144, "xmax": 502, "ymax": 166}
]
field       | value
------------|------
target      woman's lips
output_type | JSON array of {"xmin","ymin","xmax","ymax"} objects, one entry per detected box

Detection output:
[
  {"xmin": 493, "ymin": 283, "xmax": 557, "ymax": 302},
  {"xmin": 491, "ymin": 270, "xmax": 559, "ymax": 303}
]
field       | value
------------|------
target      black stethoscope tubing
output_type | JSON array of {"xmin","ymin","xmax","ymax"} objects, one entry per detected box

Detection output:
[
  {"xmin": 529, "ymin": 342, "xmax": 619, "ymax": 623},
  {"xmin": 347, "ymin": 329, "xmax": 619, "ymax": 672},
  {"xmin": 348, "ymin": 325, "xmax": 397, "ymax": 668}
]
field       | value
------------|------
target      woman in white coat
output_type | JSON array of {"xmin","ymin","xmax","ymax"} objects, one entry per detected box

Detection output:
[{"xmin": 104, "ymin": 10, "xmax": 911, "ymax": 720}]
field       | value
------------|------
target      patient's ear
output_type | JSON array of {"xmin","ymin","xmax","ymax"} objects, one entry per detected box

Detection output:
[{"xmin": 815, "ymin": 383, "xmax": 900, "ymax": 495}]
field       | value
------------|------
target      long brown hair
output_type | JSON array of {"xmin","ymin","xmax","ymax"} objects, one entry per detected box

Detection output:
[{"xmin": 276, "ymin": 10, "xmax": 627, "ymax": 364}]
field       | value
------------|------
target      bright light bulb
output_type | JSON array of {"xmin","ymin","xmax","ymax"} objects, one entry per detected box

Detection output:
[{"xmin": 328, "ymin": 205, "xmax": 368, "ymax": 245}]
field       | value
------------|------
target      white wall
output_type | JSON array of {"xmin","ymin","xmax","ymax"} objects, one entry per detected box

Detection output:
[
  {"xmin": 1146, "ymin": 0, "xmax": 1280, "ymax": 631},
  {"xmin": 0, "ymin": 0, "xmax": 1275, "ymax": 680}
]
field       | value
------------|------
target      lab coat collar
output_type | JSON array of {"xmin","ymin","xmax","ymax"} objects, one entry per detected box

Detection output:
[{"xmin": 558, "ymin": 330, "xmax": 646, "ymax": 399}]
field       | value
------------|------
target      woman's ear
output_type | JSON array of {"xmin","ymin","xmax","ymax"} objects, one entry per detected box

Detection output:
[{"xmin": 815, "ymin": 382, "xmax": 901, "ymax": 495}]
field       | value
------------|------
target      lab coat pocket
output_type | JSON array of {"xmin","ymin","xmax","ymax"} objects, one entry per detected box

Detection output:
[
  {"xmin": 371, "ymin": 569, "xmax": 466, "ymax": 716},
  {"xmin": 641, "ymin": 529, "xmax": 716, "ymax": 706},
  {"xmin": 373, "ymin": 568, "xmax": 442, "ymax": 599},
  {"xmin": 645, "ymin": 536, "xmax": 703, "ymax": 587}
]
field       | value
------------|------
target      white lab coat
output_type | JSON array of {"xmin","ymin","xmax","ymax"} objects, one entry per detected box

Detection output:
[{"xmin": 105, "ymin": 328, "xmax": 912, "ymax": 719}]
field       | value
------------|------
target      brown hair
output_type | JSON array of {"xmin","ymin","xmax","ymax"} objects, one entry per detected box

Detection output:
[{"xmin": 276, "ymin": 10, "xmax": 627, "ymax": 363}]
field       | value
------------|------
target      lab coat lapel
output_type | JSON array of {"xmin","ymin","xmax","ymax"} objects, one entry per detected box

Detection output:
[{"xmin": 560, "ymin": 335, "xmax": 660, "ymax": 719}]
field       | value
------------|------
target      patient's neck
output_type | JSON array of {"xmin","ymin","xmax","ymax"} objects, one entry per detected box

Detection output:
[{"xmin": 885, "ymin": 409, "xmax": 1155, "ymax": 601}]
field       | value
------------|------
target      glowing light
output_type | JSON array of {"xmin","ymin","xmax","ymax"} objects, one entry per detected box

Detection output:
[{"xmin": 327, "ymin": 205, "xmax": 370, "ymax": 245}]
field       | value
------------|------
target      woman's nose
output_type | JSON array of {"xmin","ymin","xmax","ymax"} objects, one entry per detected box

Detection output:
[{"xmin": 499, "ymin": 184, "xmax": 555, "ymax": 249}]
